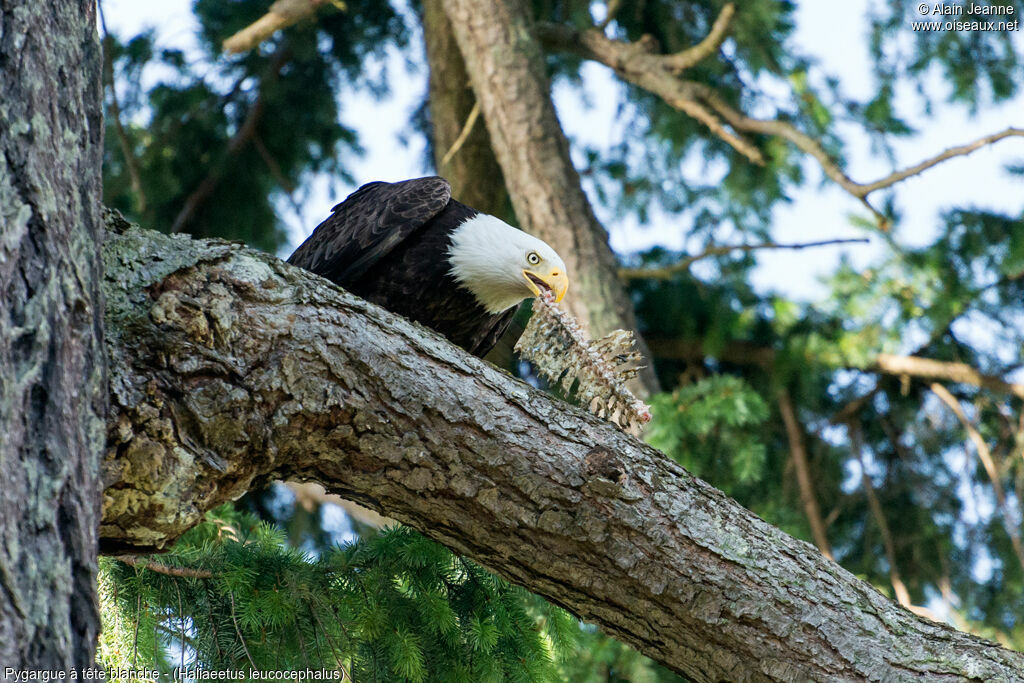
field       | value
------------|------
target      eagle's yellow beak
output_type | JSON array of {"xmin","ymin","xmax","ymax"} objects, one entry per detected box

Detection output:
[{"xmin": 523, "ymin": 268, "xmax": 568, "ymax": 303}]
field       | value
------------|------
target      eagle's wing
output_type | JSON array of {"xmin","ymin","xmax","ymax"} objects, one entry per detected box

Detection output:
[
  {"xmin": 287, "ymin": 176, "xmax": 452, "ymax": 285},
  {"xmin": 470, "ymin": 306, "xmax": 520, "ymax": 358}
]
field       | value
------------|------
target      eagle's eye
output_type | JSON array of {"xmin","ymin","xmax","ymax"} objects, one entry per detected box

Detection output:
[{"xmin": 526, "ymin": 251, "xmax": 541, "ymax": 266}]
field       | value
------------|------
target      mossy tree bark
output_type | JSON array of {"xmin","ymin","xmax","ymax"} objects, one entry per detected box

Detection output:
[
  {"xmin": 99, "ymin": 218, "xmax": 1024, "ymax": 682},
  {"xmin": 0, "ymin": 0, "xmax": 105, "ymax": 668}
]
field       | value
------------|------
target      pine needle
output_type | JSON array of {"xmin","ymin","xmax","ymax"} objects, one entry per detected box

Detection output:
[{"xmin": 515, "ymin": 291, "xmax": 651, "ymax": 435}]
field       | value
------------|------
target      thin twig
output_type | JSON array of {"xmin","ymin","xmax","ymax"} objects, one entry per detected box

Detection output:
[
  {"xmin": 171, "ymin": 46, "xmax": 290, "ymax": 233},
  {"xmin": 930, "ymin": 383, "xmax": 1024, "ymax": 572},
  {"xmin": 779, "ymin": 389, "xmax": 834, "ymax": 560},
  {"xmin": 699, "ymin": 90, "xmax": 1023, "ymax": 222},
  {"xmin": 536, "ymin": 18, "xmax": 1024, "ymax": 229},
  {"xmin": 252, "ymin": 132, "xmax": 307, "ymax": 220},
  {"xmin": 690, "ymin": 84, "xmax": 889, "ymax": 225},
  {"xmin": 857, "ymin": 127, "xmax": 1024, "ymax": 196},
  {"xmin": 98, "ymin": 2, "xmax": 147, "ymax": 214},
  {"xmin": 252, "ymin": 133, "xmax": 296, "ymax": 193},
  {"xmin": 618, "ymin": 237, "xmax": 868, "ymax": 280},
  {"xmin": 596, "ymin": 0, "xmax": 623, "ymax": 31},
  {"xmin": 439, "ymin": 100, "xmax": 481, "ymax": 168},
  {"xmin": 849, "ymin": 420, "xmax": 945, "ymax": 620},
  {"xmin": 116, "ymin": 555, "xmax": 214, "ymax": 579},
  {"xmin": 664, "ymin": 3, "xmax": 735, "ymax": 73},
  {"xmin": 310, "ymin": 601, "xmax": 352, "ymax": 681},
  {"xmin": 849, "ymin": 421, "xmax": 910, "ymax": 606},
  {"xmin": 830, "ymin": 383, "xmax": 880, "ymax": 425}
]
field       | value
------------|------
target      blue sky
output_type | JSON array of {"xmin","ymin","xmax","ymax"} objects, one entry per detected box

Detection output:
[{"xmin": 102, "ymin": 0, "xmax": 1024, "ymax": 301}]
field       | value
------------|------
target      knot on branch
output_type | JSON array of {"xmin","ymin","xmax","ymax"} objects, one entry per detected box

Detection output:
[
  {"xmin": 583, "ymin": 446, "xmax": 627, "ymax": 484},
  {"xmin": 636, "ymin": 34, "xmax": 660, "ymax": 55}
]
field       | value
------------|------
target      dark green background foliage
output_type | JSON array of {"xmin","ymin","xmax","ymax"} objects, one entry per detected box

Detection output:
[
  {"xmin": 101, "ymin": 0, "xmax": 1024, "ymax": 676},
  {"xmin": 102, "ymin": 0, "xmax": 407, "ymax": 251}
]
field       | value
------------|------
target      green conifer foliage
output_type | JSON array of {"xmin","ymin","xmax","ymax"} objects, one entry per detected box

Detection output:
[
  {"xmin": 647, "ymin": 376, "xmax": 770, "ymax": 490},
  {"xmin": 99, "ymin": 506, "xmax": 578, "ymax": 680}
]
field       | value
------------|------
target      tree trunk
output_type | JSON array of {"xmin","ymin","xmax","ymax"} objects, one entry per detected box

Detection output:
[
  {"xmin": 99, "ymin": 220, "xmax": 1024, "ymax": 681},
  {"xmin": 422, "ymin": 0, "xmax": 507, "ymax": 219},
  {"xmin": 439, "ymin": 0, "xmax": 660, "ymax": 396},
  {"xmin": 0, "ymin": 0, "xmax": 105, "ymax": 667}
]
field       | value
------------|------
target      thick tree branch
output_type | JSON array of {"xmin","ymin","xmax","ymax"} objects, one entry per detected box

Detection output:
[{"xmin": 99, "ymin": 220, "xmax": 1024, "ymax": 680}]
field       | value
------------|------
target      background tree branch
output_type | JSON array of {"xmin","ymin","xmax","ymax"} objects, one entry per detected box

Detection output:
[
  {"xmin": 930, "ymin": 383, "xmax": 1024, "ymax": 572},
  {"xmin": 618, "ymin": 238, "xmax": 869, "ymax": 280},
  {"xmin": 777, "ymin": 389, "xmax": 833, "ymax": 560},
  {"xmin": 99, "ymin": 217, "xmax": 1024, "ymax": 681},
  {"xmin": 662, "ymin": 2, "xmax": 736, "ymax": 73},
  {"xmin": 170, "ymin": 46, "xmax": 290, "ymax": 234},
  {"xmin": 535, "ymin": 20, "xmax": 1024, "ymax": 228},
  {"xmin": 221, "ymin": 0, "xmax": 340, "ymax": 54},
  {"xmin": 647, "ymin": 337, "xmax": 1024, "ymax": 400}
]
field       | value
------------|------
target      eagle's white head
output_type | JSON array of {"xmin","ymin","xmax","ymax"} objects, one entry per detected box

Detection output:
[{"xmin": 447, "ymin": 214, "xmax": 569, "ymax": 314}]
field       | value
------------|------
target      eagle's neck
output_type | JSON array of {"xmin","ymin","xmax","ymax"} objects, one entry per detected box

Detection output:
[{"xmin": 447, "ymin": 214, "xmax": 533, "ymax": 314}]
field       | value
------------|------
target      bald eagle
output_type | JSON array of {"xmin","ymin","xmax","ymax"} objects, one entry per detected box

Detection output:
[{"xmin": 287, "ymin": 176, "xmax": 568, "ymax": 357}]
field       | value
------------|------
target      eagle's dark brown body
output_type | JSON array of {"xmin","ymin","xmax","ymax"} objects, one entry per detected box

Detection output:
[{"xmin": 287, "ymin": 177, "xmax": 517, "ymax": 356}]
